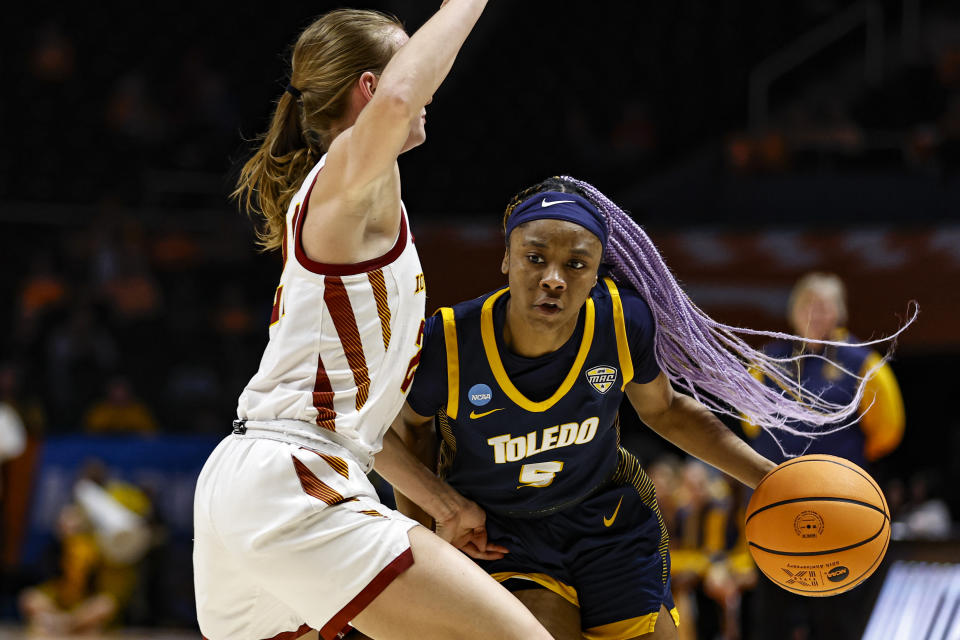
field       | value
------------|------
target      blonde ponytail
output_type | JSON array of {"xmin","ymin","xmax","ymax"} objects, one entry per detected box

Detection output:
[{"xmin": 233, "ymin": 9, "xmax": 404, "ymax": 252}]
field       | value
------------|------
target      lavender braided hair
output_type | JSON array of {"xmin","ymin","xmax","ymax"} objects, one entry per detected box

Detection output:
[{"xmin": 504, "ymin": 176, "xmax": 918, "ymax": 447}]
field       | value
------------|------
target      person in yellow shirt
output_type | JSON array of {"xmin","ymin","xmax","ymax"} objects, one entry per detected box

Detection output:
[{"xmin": 82, "ymin": 378, "xmax": 157, "ymax": 435}]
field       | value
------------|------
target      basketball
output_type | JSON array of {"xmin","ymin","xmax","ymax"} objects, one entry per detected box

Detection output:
[{"xmin": 745, "ymin": 454, "xmax": 891, "ymax": 597}]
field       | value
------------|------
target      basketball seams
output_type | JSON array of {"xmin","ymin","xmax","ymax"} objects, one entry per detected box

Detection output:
[
  {"xmin": 747, "ymin": 517, "xmax": 885, "ymax": 556},
  {"xmin": 746, "ymin": 456, "xmax": 888, "ymax": 522},
  {"xmin": 745, "ymin": 495, "xmax": 887, "ymax": 525}
]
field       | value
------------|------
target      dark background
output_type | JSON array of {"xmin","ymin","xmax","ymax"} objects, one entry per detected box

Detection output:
[{"xmin": 1, "ymin": 0, "xmax": 958, "ymax": 634}]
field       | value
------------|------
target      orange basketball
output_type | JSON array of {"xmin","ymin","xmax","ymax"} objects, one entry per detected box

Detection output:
[{"xmin": 745, "ymin": 454, "xmax": 890, "ymax": 597}]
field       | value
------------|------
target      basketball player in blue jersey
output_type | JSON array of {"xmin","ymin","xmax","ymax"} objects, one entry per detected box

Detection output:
[{"xmin": 379, "ymin": 176, "xmax": 910, "ymax": 640}]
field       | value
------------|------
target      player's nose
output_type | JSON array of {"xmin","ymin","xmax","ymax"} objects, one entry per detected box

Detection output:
[{"xmin": 540, "ymin": 267, "xmax": 566, "ymax": 291}]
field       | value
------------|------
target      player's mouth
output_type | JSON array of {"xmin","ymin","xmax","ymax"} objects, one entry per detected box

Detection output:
[{"xmin": 533, "ymin": 299, "xmax": 563, "ymax": 315}]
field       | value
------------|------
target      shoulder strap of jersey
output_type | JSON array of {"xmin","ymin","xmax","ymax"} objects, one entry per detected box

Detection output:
[
  {"xmin": 603, "ymin": 277, "xmax": 634, "ymax": 390},
  {"xmin": 438, "ymin": 307, "xmax": 460, "ymax": 420}
]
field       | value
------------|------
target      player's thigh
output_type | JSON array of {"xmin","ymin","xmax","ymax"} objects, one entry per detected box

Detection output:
[
  {"xmin": 350, "ymin": 526, "xmax": 551, "ymax": 640},
  {"xmin": 633, "ymin": 605, "xmax": 678, "ymax": 640},
  {"xmin": 513, "ymin": 588, "xmax": 581, "ymax": 640}
]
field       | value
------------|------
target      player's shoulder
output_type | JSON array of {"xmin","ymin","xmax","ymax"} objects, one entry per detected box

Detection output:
[
  {"xmin": 444, "ymin": 287, "xmax": 507, "ymax": 321},
  {"xmin": 832, "ymin": 329, "xmax": 874, "ymax": 365},
  {"xmin": 600, "ymin": 279, "xmax": 654, "ymax": 330}
]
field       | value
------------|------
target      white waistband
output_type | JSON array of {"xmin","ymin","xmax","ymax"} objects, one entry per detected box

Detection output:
[{"xmin": 234, "ymin": 419, "xmax": 374, "ymax": 472}]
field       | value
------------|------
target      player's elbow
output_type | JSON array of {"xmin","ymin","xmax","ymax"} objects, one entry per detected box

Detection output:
[{"xmin": 369, "ymin": 88, "xmax": 420, "ymax": 123}]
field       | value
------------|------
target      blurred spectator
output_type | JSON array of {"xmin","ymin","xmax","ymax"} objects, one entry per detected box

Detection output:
[
  {"xmin": 19, "ymin": 461, "xmax": 153, "ymax": 634},
  {"xmin": 100, "ymin": 252, "xmax": 162, "ymax": 324},
  {"xmin": 46, "ymin": 306, "xmax": 119, "ymax": 426},
  {"xmin": 29, "ymin": 23, "xmax": 75, "ymax": 84},
  {"xmin": 18, "ymin": 252, "xmax": 68, "ymax": 323},
  {"xmin": 649, "ymin": 455, "xmax": 683, "ymax": 537},
  {"xmin": 0, "ymin": 388, "xmax": 27, "ymax": 500},
  {"xmin": 891, "ymin": 470, "xmax": 953, "ymax": 540},
  {"xmin": 669, "ymin": 460, "xmax": 754, "ymax": 640},
  {"xmin": 82, "ymin": 378, "xmax": 157, "ymax": 435},
  {"xmin": 19, "ymin": 503, "xmax": 116, "ymax": 635},
  {"xmin": 0, "ymin": 362, "xmax": 45, "ymax": 438},
  {"xmin": 742, "ymin": 272, "xmax": 905, "ymax": 468},
  {"xmin": 213, "ymin": 283, "xmax": 255, "ymax": 337},
  {"xmin": 742, "ymin": 272, "xmax": 906, "ymax": 640}
]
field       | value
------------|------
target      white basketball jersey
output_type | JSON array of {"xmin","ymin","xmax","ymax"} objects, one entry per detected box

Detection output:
[{"xmin": 238, "ymin": 155, "xmax": 426, "ymax": 466}]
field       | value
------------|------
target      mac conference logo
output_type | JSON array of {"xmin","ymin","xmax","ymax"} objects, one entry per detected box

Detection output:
[
  {"xmin": 586, "ymin": 366, "xmax": 618, "ymax": 394},
  {"xmin": 468, "ymin": 384, "xmax": 493, "ymax": 407}
]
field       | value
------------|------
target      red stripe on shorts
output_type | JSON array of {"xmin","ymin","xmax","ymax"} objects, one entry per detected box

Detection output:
[
  {"xmin": 300, "ymin": 447, "xmax": 350, "ymax": 480},
  {"xmin": 323, "ymin": 276, "xmax": 371, "ymax": 410},
  {"xmin": 292, "ymin": 455, "xmax": 345, "ymax": 505},
  {"xmin": 319, "ymin": 548, "xmax": 415, "ymax": 640}
]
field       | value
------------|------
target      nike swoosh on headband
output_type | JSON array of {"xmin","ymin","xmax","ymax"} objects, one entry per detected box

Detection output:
[{"xmin": 541, "ymin": 198, "xmax": 576, "ymax": 208}]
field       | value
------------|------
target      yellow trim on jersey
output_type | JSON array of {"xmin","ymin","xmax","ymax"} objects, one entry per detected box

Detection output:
[
  {"xmin": 740, "ymin": 366, "xmax": 766, "ymax": 439},
  {"xmin": 480, "ymin": 288, "xmax": 595, "ymax": 413},
  {"xmin": 439, "ymin": 307, "xmax": 460, "ymax": 420},
  {"xmin": 583, "ymin": 607, "xmax": 680, "ymax": 640},
  {"xmin": 603, "ymin": 278, "xmax": 634, "ymax": 390},
  {"xmin": 490, "ymin": 571, "xmax": 579, "ymax": 607},
  {"xmin": 858, "ymin": 351, "xmax": 905, "ymax": 461}
]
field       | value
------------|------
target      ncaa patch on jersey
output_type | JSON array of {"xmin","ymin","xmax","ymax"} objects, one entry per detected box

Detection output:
[
  {"xmin": 468, "ymin": 383, "xmax": 493, "ymax": 406},
  {"xmin": 586, "ymin": 366, "xmax": 618, "ymax": 394}
]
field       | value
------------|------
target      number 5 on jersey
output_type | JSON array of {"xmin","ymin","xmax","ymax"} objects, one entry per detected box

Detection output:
[{"xmin": 518, "ymin": 461, "xmax": 564, "ymax": 488}]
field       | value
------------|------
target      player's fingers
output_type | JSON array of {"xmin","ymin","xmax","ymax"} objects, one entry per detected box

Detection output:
[
  {"xmin": 471, "ymin": 526, "xmax": 488, "ymax": 552},
  {"xmin": 484, "ymin": 542, "xmax": 510, "ymax": 554},
  {"xmin": 460, "ymin": 542, "xmax": 506, "ymax": 561}
]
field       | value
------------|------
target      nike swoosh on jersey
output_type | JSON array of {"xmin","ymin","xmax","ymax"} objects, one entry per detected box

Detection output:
[
  {"xmin": 469, "ymin": 408, "xmax": 505, "ymax": 419},
  {"xmin": 603, "ymin": 496, "xmax": 624, "ymax": 527},
  {"xmin": 541, "ymin": 198, "xmax": 575, "ymax": 208}
]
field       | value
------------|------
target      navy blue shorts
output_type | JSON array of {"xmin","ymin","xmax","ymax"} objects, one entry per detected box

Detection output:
[{"xmin": 476, "ymin": 450, "xmax": 678, "ymax": 639}]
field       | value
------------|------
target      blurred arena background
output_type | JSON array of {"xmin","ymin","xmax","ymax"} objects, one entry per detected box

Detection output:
[{"xmin": 1, "ymin": 0, "xmax": 958, "ymax": 637}]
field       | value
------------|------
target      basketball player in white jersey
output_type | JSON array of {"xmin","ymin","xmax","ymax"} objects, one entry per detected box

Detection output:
[{"xmin": 193, "ymin": 5, "xmax": 552, "ymax": 640}]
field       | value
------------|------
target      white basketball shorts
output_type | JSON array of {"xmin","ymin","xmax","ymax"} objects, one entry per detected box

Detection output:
[{"xmin": 193, "ymin": 431, "xmax": 419, "ymax": 640}]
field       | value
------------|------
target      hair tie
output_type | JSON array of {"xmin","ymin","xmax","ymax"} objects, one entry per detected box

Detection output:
[{"xmin": 285, "ymin": 84, "xmax": 302, "ymax": 99}]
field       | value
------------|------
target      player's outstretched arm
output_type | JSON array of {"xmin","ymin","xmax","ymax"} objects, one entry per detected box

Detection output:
[
  {"xmin": 626, "ymin": 373, "xmax": 776, "ymax": 488},
  {"xmin": 330, "ymin": 0, "xmax": 488, "ymax": 196}
]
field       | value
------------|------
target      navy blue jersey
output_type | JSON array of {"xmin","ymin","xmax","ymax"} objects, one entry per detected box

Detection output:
[
  {"xmin": 406, "ymin": 278, "xmax": 660, "ymax": 517},
  {"xmin": 746, "ymin": 332, "xmax": 878, "ymax": 467}
]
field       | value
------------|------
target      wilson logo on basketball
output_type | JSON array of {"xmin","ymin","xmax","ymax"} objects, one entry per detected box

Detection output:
[
  {"xmin": 826, "ymin": 566, "xmax": 850, "ymax": 582},
  {"xmin": 586, "ymin": 366, "xmax": 618, "ymax": 394},
  {"xmin": 793, "ymin": 511, "xmax": 824, "ymax": 538}
]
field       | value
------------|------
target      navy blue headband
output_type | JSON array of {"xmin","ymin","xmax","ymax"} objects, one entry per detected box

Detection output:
[{"xmin": 506, "ymin": 191, "xmax": 607, "ymax": 248}]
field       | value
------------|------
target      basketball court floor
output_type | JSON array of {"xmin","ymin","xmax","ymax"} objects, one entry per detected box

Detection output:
[{"xmin": 0, "ymin": 626, "xmax": 198, "ymax": 639}]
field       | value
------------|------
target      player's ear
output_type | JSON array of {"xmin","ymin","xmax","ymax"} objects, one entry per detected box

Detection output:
[
  {"xmin": 501, "ymin": 248, "xmax": 509, "ymax": 275},
  {"xmin": 358, "ymin": 71, "xmax": 379, "ymax": 102}
]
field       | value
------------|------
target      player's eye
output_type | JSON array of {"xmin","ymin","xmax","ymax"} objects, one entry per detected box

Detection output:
[
  {"xmin": 568, "ymin": 260, "xmax": 586, "ymax": 270},
  {"xmin": 526, "ymin": 254, "xmax": 544, "ymax": 264}
]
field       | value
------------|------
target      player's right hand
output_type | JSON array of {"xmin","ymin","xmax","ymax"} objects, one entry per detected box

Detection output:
[{"xmin": 435, "ymin": 498, "xmax": 509, "ymax": 560}]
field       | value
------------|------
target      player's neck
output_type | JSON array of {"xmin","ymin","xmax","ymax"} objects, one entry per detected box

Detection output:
[{"xmin": 502, "ymin": 300, "xmax": 579, "ymax": 358}]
